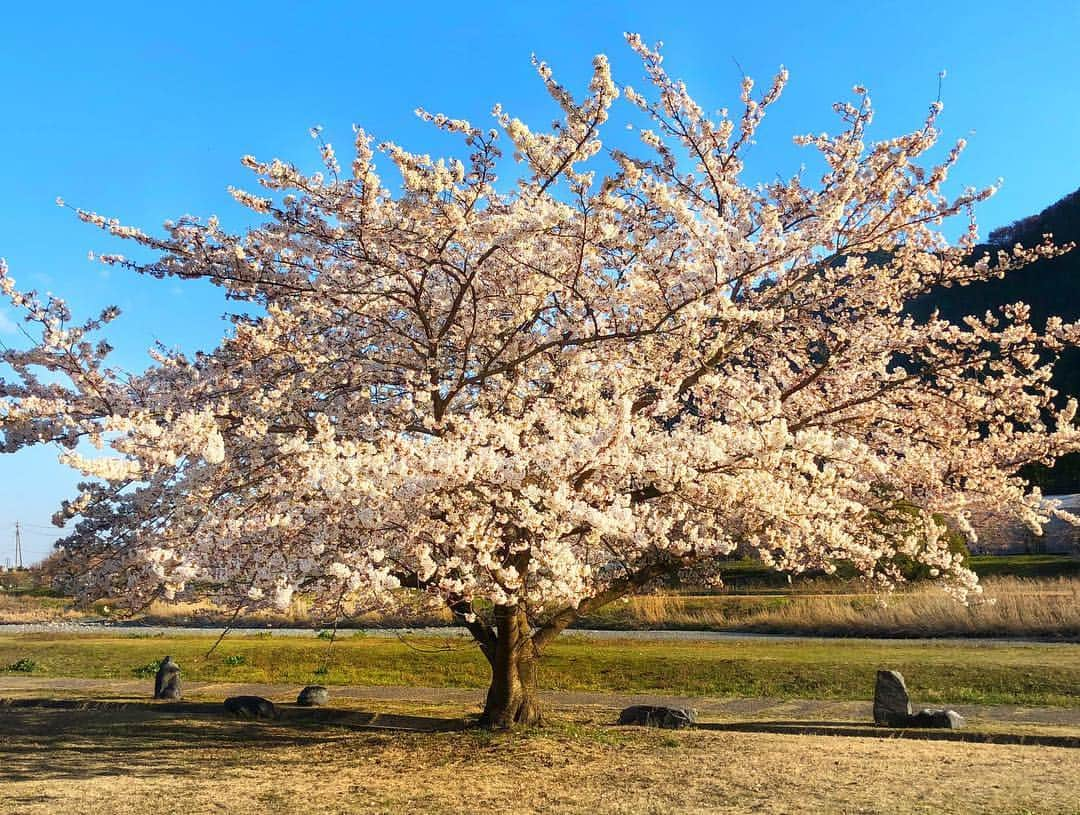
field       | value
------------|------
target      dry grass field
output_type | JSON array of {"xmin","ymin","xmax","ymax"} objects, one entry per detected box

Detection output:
[
  {"xmin": 3, "ymin": 570, "xmax": 1076, "ymax": 813},
  {"xmin": 1, "ymin": 627, "xmax": 1076, "ymax": 813},
  {"xmin": 0, "ymin": 592, "xmax": 86, "ymax": 624},
  {"xmin": 0, "ymin": 698, "xmax": 1077, "ymax": 815},
  {"xmin": 593, "ymin": 576, "xmax": 1080, "ymax": 638},
  {"xmin": 4, "ymin": 576, "xmax": 1079, "ymax": 639}
]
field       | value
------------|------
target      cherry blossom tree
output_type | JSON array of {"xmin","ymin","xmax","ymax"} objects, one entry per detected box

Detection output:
[{"xmin": 3, "ymin": 35, "xmax": 1079, "ymax": 726}]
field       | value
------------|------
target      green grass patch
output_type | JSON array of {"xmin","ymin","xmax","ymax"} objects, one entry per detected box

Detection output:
[
  {"xmin": 130, "ymin": 659, "xmax": 162, "ymax": 678},
  {"xmin": 0, "ymin": 633, "xmax": 1076, "ymax": 708},
  {"xmin": 4, "ymin": 657, "xmax": 37, "ymax": 673},
  {"xmin": 969, "ymin": 554, "xmax": 1080, "ymax": 579},
  {"xmin": 701, "ymin": 555, "xmax": 1080, "ymax": 589}
]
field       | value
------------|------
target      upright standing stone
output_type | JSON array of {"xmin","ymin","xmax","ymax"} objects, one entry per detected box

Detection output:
[
  {"xmin": 873, "ymin": 669, "xmax": 911, "ymax": 726},
  {"xmin": 154, "ymin": 655, "xmax": 182, "ymax": 700}
]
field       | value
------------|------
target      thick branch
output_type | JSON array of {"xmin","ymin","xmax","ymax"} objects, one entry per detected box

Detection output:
[
  {"xmin": 532, "ymin": 560, "xmax": 673, "ymax": 651},
  {"xmin": 391, "ymin": 569, "xmax": 497, "ymax": 662}
]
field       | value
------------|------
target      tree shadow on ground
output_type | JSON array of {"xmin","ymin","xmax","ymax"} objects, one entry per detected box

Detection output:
[
  {"xmin": 693, "ymin": 719, "xmax": 1080, "ymax": 748},
  {"xmin": 0, "ymin": 698, "xmax": 466, "ymax": 783}
]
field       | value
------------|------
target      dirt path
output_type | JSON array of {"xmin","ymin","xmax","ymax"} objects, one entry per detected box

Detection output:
[{"xmin": 3, "ymin": 675, "xmax": 1078, "ymax": 728}]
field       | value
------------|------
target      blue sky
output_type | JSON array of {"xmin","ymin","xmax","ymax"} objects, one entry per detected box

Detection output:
[{"xmin": 2, "ymin": 0, "xmax": 1079, "ymax": 564}]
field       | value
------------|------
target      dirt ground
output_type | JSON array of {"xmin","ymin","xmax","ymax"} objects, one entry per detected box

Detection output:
[{"xmin": 0, "ymin": 693, "xmax": 1077, "ymax": 815}]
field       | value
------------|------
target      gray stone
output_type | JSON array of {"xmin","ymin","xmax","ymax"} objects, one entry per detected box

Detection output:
[
  {"xmin": 873, "ymin": 669, "xmax": 911, "ymax": 726},
  {"xmin": 617, "ymin": 705, "xmax": 697, "ymax": 729},
  {"xmin": 907, "ymin": 708, "xmax": 966, "ymax": 729},
  {"xmin": 224, "ymin": 695, "xmax": 279, "ymax": 720},
  {"xmin": 945, "ymin": 709, "xmax": 966, "ymax": 729},
  {"xmin": 297, "ymin": 685, "xmax": 329, "ymax": 706},
  {"xmin": 153, "ymin": 656, "xmax": 181, "ymax": 700}
]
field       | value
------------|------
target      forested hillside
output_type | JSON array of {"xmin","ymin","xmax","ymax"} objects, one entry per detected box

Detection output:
[{"xmin": 914, "ymin": 187, "xmax": 1080, "ymax": 492}]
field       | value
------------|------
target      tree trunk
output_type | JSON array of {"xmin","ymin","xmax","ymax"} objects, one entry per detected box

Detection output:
[{"xmin": 479, "ymin": 605, "xmax": 542, "ymax": 728}]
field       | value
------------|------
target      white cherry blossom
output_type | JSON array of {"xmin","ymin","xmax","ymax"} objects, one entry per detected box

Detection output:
[{"xmin": 2, "ymin": 36, "xmax": 1078, "ymax": 726}]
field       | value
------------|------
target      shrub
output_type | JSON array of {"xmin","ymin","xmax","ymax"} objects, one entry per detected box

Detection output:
[
  {"xmin": 892, "ymin": 516, "xmax": 971, "ymax": 581},
  {"xmin": 131, "ymin": 660, "xmax": 162, "ymax": 678}
]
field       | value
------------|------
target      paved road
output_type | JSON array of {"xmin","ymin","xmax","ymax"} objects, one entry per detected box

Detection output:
[{"xmin": 2, "ymin": 621, "xmax": 1076, "ymax": 646}]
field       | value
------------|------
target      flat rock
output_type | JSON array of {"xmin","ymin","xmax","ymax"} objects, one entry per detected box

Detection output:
[
  {"xmin": 873, "ymin": 669, "xmax": 912, "ymax": 727},
  {"xmin": 617, "ymin": 705, "xmax": 697, "ymax": 729},
  {"xmin": 223, "ymin": 695, "xmax": 278, "ymax": 720},
  {"xmin": 907, "ymin": 708, "xmax": 966, "ymax": 729},
  {"xmin": 297, "ymin": 685, "xmax": 329, "ymax": 706}
]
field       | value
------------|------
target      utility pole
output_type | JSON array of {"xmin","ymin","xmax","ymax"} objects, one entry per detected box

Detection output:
[{"xmin": 14, "ymin": 522, "xmax": 22, "ymax": 570}]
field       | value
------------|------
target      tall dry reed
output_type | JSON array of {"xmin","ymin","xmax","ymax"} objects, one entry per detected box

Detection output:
[{"xmin": 618, "ymin": 577, "xmax": 1079, "ymax": 638}]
